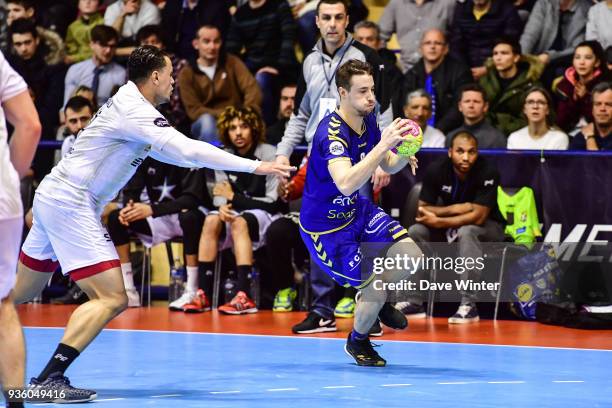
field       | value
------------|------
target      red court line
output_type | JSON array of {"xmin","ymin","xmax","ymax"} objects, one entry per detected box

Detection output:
[{"xmin": 17, "ymin": 305, "xmax": 612, "ymax": 350}]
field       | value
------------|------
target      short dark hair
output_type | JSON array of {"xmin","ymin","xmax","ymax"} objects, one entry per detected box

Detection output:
[
  {"xmin": 575, "ymin": 40, "xmax": 608, "ymax": 75},
  {"xmin": 7, "ymin": 0, "xmax": 35, "ymax": 10},
  {"xmin": 9, "ymin": 17, "xmax": 37, "ymax": 38},
  {"xmin": 64, "ymin": 96, "xmax": 94, "ymax": 114},
  {"xmin": 194, "ymin": 24, "xmax": 222, "ymax": 40},
  {"xmin": 450, "ymin": 131, "xmax": 478, "ymax": 148},
  {"xmin": 493, "ymin": 37, "xmax": 521, "ymax": 56},
  {"xmin": 316, "ymin": 0, "xmax": 348, "ymax": 15},
  {"xmin": 353, "ymin": 21, "xmax": 380, "ymax": 39},
  {"xmin": 592, "ymin": 81, "xmax": 612, "ymax": 97},
  {"xmin": 336, "ymin": 59, "xmax": 373, "ymax": 92},
  {"xmin": 90, "ymin": 25, "xmax": 119, "ymax": 45},
  {"xmin": 458, "ymin": 83, "xmax": 488, "ymax": 103},
  {"xmin": 136, "ymin": 25, "xmax": 164, "ymax": 46},
  {"xmin": 127, "ymin": 45, "xmax": 170, "ymax": 84}
]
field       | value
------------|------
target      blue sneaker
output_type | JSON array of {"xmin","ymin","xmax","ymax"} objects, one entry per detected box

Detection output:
[
  {"xmin": 28, "ymin": 372, "xmax": 97, "ymax": 403},
  {"xmin": 448, "ymin": 303, "xmax": 480, "ymax": 324}
]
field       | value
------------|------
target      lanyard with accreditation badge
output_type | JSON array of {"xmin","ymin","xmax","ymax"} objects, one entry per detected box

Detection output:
[
  {"xmin": 321, "ymin": 39, "xmax": 353, "ymax": 93},
  {"xmin": 319, "ymin": 39, "xmax": 353, "ymax": 121}
]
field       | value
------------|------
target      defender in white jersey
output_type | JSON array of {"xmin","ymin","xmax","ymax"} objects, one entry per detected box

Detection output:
[
  {"xmin": 0, "ymin": 50, "xmax": 41, "ymax": 408},
  {"xmin": 12, "ymin": 46, "xmax": 294, "ymax": 403}
]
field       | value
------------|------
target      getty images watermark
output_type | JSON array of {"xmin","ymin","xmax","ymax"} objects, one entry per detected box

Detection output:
[{"xmin": 370, "ymin": 253, "xmax": 500, "ymax": 293}]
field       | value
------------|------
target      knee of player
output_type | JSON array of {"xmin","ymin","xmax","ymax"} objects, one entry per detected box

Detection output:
[
  {"xmin": 202, "ymin": 214, "xmax": 222, "ymax": 236},
  {"xmin": 102, "ymin": 291, "xmax": 129, "ymax": 315},
  {"xmin": 230, "ymin": 216, "xmax": 249, "ymax": 236}
]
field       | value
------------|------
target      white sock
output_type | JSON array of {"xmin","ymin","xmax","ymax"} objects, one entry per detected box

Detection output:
[
  {"xmin": 121, "ymin": 262, "xmax": 135, "ymax": 290},
  {"xmin": 186, "ymin": 266, "xmax": 199, "ymax": 294}
]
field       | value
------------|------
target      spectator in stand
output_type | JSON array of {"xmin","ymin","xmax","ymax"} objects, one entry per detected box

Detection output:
[
  {"xmin": 63, "ymin": 25, "xmax": 126, "ymax": 108},
  {"xmin": 378, "ymin": 0, "xmax": 455, "ymax": 73},
  {"xmin": 0, "ymin": 6, "xmax": 9, "ymax": 53},
  {"xmin": 507, "ymin": 86, "xmax": 569, "ymax": 149},
  {"xmin": 136, "ymin": 24, "xmax": 189, "ymax": 131},
  {"xmin": 104, "ymin": 0, "xmax": 160, "ymax": 53},
  {"xmin": 586, "ymin": 0, "xmax": 612, "ymax": 50},
  {"xmin": 397, "ymin": 29, "xmax": 472, "ymax": 133},
  {"xmin": 353, "ymin": 20, "xmax": 402, "ymax": 90},
  {"xmin": 225, "ymin": 0, "xmax": 298, "ymax": 125},
  {"xmin": 65, "ymin": 0, "xmax": 104, "ymax": 65},
  {"xmin": 555, "ymin": 40, "xmax": 610, "ymax": 133},
  {"xmin": 58, "ymin": 96, "xmax": 95, "ymax": 161},
  {"xmin": 161, "ymin": 0, "xmax": 231, "ymax": 61},
  {"xmin": 402, "ymin": 89, "xmax": 445, "ymax": 148},
  {"xmin": 479, "ymin": 37, "xmax": 544, "ymax": 136},
  {"xmin": 6, "ymin": 0, "xmax": 65, "ymax": 65},
  {"xmin": 178, "ymin": 25, "xmax": 262, "ymax": 143},
  {"xmin": 571, "ymin": 81, "xmax": 612, "ymax": 150},
  {"xmin": 8, "ymin": 18, "xmax": 66, "ymax": 180},
  {"xmin": 288, "ymin": 0, "xmax": 318, "ymax": 54},
  {"xmin": 450, "ymin": 0, "xmax": 522, "ymax": 81},
  {"xmin": 446, "ymin": 83, "xmax": 506, "ymax": 148},
  {"xmin": 520, "ymin": 0, "xmax": 591, "ymax": 85},
  {"xmin": 266, "ymin": 83, "xmax": 296, "ymax": 146},
  {"xmin": 198, "ymin": 106, "xmax": 279, "ymax": 315}
]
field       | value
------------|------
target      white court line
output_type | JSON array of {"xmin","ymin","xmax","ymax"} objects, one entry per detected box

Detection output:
[
  {"xmin": 381, "ymin": 383, "xmax": 412, "ymax": 387},
  {"xmin": 210, "ymin": 390, "xmax": 241, "ymax": 394},
  {"xmin": 266, "ymin": 388, "xmax": 299, "ymax": 392},
  {"xmin": 323, "ymin": 385, "xmax": 356, "ymax": 389},
  {"xmin": 552, "ymin": 380, "xmax": 585, "ymax": 383},
  {"xmin": 151, "ymin": 394, "xmax": 182, "ymax": 398},
  {"xmin": 487, "ymin": 381, "xmax": 526, "ymax": 384},
  {"xmin": 24, "ymin": 326, "xmax": 612, "ymax": 353}
]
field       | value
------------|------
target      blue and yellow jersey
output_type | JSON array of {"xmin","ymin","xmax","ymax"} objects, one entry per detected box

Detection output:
[{"xmin": 299, "ymin": 110, "xmax": 381, "ymax": 233}]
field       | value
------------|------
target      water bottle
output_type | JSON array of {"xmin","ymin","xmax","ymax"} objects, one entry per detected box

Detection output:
[
  {"xmin": 223, "ymin": 274, "xmax": 237, "ymax": 303},
  {"xmin": 168, "ymin": 258, "xmax": 185, "ymax": 302},
  {"xmin": 249, "ymin": 268, "xmax": 260, "ymax": 307}
]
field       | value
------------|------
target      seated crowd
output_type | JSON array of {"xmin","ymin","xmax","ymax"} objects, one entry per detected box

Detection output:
[{"xmin": 3, "ymin": 0, "xmax": 611, "ymax": 329}]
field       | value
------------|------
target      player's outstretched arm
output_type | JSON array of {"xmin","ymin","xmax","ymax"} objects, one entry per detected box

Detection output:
[
  {"xmin": 5, "ymin": 91, "xmax": 42, "ymax": 178},
  {"xmin": 328, "ymin": 118, "xmax": 408, "ymax": 196},
  {"xmin": 151, "ymin": 131, "xmax": 294, "ymax": 178}
]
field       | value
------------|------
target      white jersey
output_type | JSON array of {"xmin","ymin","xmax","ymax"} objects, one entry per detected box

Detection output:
[
  {"xmin": 0, "ymin": 51, "xmax": 28, "ymax": 220},
  {"xmin": 37, "ymin": 81, "xmax": 182, "ymax": 212}
]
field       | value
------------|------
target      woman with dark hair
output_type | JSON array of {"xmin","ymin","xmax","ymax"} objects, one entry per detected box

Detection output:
[
  {"xmin": 508, "ymin": 86, "xmax": 568, "ymax": 149},
  {"xmin": 555, "ymin": 40, "xmax": 610, "ymax": 132}
]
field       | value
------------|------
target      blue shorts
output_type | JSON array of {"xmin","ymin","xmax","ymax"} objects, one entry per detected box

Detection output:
[{"xmin": 300, "ymin": 196, "xmax": 409, "ymax": 288}]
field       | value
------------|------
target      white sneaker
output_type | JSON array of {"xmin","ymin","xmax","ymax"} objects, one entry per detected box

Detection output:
[
  {"xmin": 448, "ymin": 303, "xmax": 480, "ymax": 324},
  {"xmin": 126, "ymin": 288, "xmax": 141, "ymax": 308},
  {"xmin": 168, "ymin": 291, "xmax": 196, "ymax": 311}
]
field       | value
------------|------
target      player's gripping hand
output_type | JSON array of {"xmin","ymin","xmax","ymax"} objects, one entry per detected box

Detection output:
[
  {"xmin": 254, "ymin": 161, "xmax": 296, "ymax": 178},
  {"xmin": 379, "ymin": 118, "xmax": 412, "ymax": 151}
]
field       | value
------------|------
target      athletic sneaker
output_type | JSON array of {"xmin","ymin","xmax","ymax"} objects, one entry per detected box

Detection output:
[
  {"xmin": 182, "ymin": 289, "xmax": 211, "ymax": 313},
  {"xmin": 448, "ymin": 303, "xmax": 480, "ymax": 324},
  {"xmin": 395, "ymin": 301, "xmax": 426, "ymax": 319},
  {"xmin": 28, "ymin": 372, "xmax": 97, "ymax": 403},
  {"xmin": 50, "ymin": 286, "xmax": 88, "ymax": 305},
  {"xmin": 344, "ymin": 334, "xmax": 386, "ymax": 367},
  {"xmin": 379, "ymin": 303, "xmax": 408, "ymax": 330},
  {"xmin": 334, "ymin": 297, "xmax": 356, "ymax": 318},
  {"xmin": 126, "ymin": 288, "xmax": 141, "ymax": 308},
  {"xmin": 168, "ymin": 290, "xmax": 196, "ymax": 311},
  {"xmin": 292, "ymin": 311, "xmax": 337, "ymax": 334},
  {"xmin": 273, "ymin": 287, "xmax": 297, "ymax": 312},
  {"xmin": 218, "ymin": 291, "xmax": 258, "ymax": 315},
  {"xmin": 369, "ymin": 319, "xmax": 383, "ymax": 337}
]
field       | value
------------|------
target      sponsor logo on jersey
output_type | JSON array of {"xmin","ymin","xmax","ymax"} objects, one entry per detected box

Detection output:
[
  {"xmin": 154, "ymin": 117, "xmax": 171, "ymax": 127},
  {"xmin": 329, "ymin": 140, "xmax": 345, "ymax": 156},
  {"xmin": 368, "ymin": 211, "xmax": 386, "ymax": 227},
  {"xmin": 332, "ymin": 194, "xmax": 356, "ymax": 206},
  {"xmin": 442, "ymin": 185, "xmax": 452, "ymax": 193}
]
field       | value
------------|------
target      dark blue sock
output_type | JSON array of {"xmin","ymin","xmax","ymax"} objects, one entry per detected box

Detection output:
[{"xmin": 350, "ymin": 329, "xmax": 368, "ymax": 342}]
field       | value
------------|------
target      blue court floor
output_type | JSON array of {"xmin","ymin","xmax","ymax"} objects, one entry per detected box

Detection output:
[{"xmin": 14, "ymin": 327, "xmax": 612, "ymax": 407}]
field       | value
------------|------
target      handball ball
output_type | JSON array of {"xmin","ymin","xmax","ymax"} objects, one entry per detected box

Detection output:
[{"xmin": 390, "ymin": 119, "xmax": 423, "ymax": 157}]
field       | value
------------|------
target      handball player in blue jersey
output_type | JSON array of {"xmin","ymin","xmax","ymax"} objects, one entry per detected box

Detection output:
[{"xmin": 299, "ymin": 59, "xmax": 423, "ymax": 366}]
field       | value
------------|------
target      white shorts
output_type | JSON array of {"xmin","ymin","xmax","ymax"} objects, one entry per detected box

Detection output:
[
  {"xmin": 211, "ymin": 209, "xmax": 280, "ymax": 251},
  {"xmin": 20, "ymin": 194, "xmax": 119, "ymax": 279},
  {"xmin": 0, "ymin": 217, "xmax": 23, "ymax": 299},
  {"xmin": 135, "ymin": 213, "xmax": 183, "ymax": 248}
]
